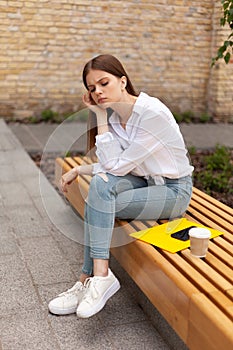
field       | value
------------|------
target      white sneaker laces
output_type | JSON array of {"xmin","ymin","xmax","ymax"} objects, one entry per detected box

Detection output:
[
  {"xmin": 58, "ymin": 282, "xmax": 83, "ymax": 297},
  {"xmin": 83, "ymin": 277, "xmax": 99, "ymax": 303}
]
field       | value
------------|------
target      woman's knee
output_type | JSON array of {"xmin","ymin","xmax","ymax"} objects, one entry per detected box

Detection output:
[{"xmin": 89, "ymin": 173, "xmax": 113, "ymax": 201}]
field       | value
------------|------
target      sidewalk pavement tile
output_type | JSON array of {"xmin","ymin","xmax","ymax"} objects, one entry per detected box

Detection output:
[
  {"xmin": 106, "ymin": 321, "xmax": 171, "ymax": 350},
  {"xmin": 48, "ymin": 315, "xmax": 115, "ymax": 350},
  {"xmin": 0, "ymin": 254, "xmax": 32, "ymax": 287},
  {"xmin": 5, "ymin": 205, "xmax": 51, "ymax": 239},
  {"xmin": 0, "ymin": 182, "xmax": 33, "ymax": 207},
  {"xmin": 0, "ymin": 283, "xmax": 42, "ymax": 317},
  {"xmin": 0, "ymin": 119, "xmax": 186, "ymax": 349},
  {"xmin": 0, "ymin": 235, "xmax": 19, "ymax": 256},
  {"xmin": 0, "ymin": 310, "xmax": 59, "ymax": 350}
]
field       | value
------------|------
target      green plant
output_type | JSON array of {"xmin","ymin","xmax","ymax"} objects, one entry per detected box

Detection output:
[
  {"xmin": 64, "ymin": 151, "xmax": 71, "ymax": 157},
  {"xmin": 188, "ymin": 146, "xmax": 197, "ymax": 156},
  {"xmin": 199, "ymin": 113, "xmax": 211, "ymax": 123},
  {"xmin": 173, "ymin": 111, "xmax": 194, "ymax": 123},
  {"xmin": 173, "ymin": 112, "xmax": 183, "ymax": 123},
  {"xmin": 27, "ymin": 116, "xmax": 39, "ymax": 123},
  {"xmin": 41, "ymin": 109, "xmax": 59, "ymax": 122},
  {"xmin": 196, "ymin": 145, "xmax": 233, "ymax": 194},
  {"xmin": 212, "ymin": 0, "xmax": 233, "ymax": 65},
  {"xmin": 182, "ymin": 111, "xmax": 194, "ymax": 123}
]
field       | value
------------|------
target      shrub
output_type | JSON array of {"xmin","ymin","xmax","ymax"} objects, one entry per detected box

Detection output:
[
  {"xmin": 41, "ymin": 109, "xmax": 59, "ymax": 122},
  {"xmin": 195, "ymin": 145, "xmax": 233, "ymax": 194}
]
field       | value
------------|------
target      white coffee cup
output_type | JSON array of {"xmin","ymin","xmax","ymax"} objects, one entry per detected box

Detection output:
[{"xmin": 189, "ymin": 227, "xmax": 211, "ymax": 258}]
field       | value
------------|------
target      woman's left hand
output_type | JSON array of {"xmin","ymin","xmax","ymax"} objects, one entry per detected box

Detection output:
[{"xmin": 60, "ymin": 167, "xmax": 79, "ymax": 193}]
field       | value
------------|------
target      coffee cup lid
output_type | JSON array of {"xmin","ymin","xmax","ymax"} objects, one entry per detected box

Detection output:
[{"xmin": 189, "ymin": 227, "xmax": 211, "ymax": 239}]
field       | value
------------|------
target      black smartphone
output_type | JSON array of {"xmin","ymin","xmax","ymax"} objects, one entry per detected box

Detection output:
[{"xmin": 171, "ymin": 226, "xmax": 197, "ymax": 241}]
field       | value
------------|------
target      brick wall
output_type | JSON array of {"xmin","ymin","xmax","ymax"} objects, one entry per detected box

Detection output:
[
  {"xmin": 0, "ymin": 0, "xmax": 232, "ymax": 121},
  {"xmin": 208, "ymin": 1, "xmax": 233, "ymax": 122}
]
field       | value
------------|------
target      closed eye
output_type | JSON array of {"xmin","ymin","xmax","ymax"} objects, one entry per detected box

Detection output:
[{"xmin": 88, "ymin": 79, "xmax": 108, "ymax": 93}]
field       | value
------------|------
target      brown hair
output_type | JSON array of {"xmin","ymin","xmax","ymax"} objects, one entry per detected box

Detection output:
[
  {"xmin": 82, "ymin": 54, "xmax": 138, "ymax": 96},
  {"xmin": 83, "ymin": 54, "xmax": 138, "ymax": 155}
]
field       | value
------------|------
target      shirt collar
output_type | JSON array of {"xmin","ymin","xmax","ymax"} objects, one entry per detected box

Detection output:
[
  {"xmin": 109, "ymin": 91, "xmax": 149, "ymax": 125},
  {"xmin": 132, "ymin": 92, "xmax": 149, "ymax": 115}
]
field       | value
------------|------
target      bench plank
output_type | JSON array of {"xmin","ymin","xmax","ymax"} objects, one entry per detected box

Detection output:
[
  {"xmin": 181, "ymin": 250, "xmax": 233, "ymax": 296},
  {"xmin": 188, "ymin": 293, "xmax": 233, "ymax": 350},
  {"xmin": 131, "ymin": 221, "xmax": 233, "ymax": 319},
  {"xmin": 205, "ymin": 252, "xmax": 233, "ymax": 284},
  {"xmin": 55, "ymin": 156, "xmax": 233, "ymax": 350},
  {"xmin": 192, "ymin": 187, "xmax": 233, "ymax": 216}
]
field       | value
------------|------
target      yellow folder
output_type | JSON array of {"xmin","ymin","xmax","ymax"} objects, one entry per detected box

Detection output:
[{"xmin": 129, "ymin": 218, "xmax": 224, "ymax": 253}]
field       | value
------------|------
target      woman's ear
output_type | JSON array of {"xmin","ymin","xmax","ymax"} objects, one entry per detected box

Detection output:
[{"xmin": 121, "ymin": 76, "xmax": 127, "ymax": 90}]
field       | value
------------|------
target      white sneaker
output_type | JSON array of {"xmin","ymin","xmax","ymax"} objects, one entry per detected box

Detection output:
[
  {"xmin": 48, "ymin": 281, "xmax": 85, "ymax": 315},
  {"xmin": 76, "ymin": 269, "xmax": 120, "ymax": 318}
]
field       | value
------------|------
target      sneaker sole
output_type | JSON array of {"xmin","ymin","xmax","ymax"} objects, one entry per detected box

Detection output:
[
  {"xmin": 48, "ymin": 304, "xmax": 77, "ymax": 315},
  {"xmin": 76, "ymin": 278, "xmax": 120, "ymax": 318}
]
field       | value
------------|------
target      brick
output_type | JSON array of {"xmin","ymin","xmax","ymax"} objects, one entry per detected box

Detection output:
[{"xmin": 0, "ymin": 0, "xmax": 231, "ymax": 121}]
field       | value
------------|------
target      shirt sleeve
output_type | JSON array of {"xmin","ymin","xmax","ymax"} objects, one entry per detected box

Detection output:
[
  {"xmin": 95, "ymin": 132, "xmax": 114, "ymax": 144},
  {"xmin": 95, "ymin": 111, "xmax": 174, "ymax": 176},
  {"xmin": 92, "ymin": 162, "xmax": 107, "ymax": 174}
]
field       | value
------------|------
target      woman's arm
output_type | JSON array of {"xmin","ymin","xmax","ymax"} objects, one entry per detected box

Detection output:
[
  {"xmin": 95, "ymin": 112, "xmax": 181, "ymax": 176},
  {"xmin": 60, "ymin": 164, "xmax": 93, "ymax": 193},
  {"xmin": 83, "ymin": 93, "xmax": 109, "ymax": 135}
]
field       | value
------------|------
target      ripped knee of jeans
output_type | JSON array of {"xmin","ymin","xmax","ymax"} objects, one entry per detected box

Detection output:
[{"xmin": 96, "ymin": 173, "xmax": 109, "ymax": 182}]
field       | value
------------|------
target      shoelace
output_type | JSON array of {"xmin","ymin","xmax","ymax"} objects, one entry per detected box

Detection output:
[
  {"xmin": 58, "ymin": 282, "xmax": 83, "ymax": 297},
  {"xmin": 82, "ymin": 277, "xmax": 99, "ymax": 303}
]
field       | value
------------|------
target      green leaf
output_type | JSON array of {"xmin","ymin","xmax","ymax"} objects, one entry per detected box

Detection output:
[
  {"xmin": 220, "ymin": 18, "xmax": 226, "ymax": 26},
  {"xmin": 224, "ymin": 52, "xmax": 231, "ymax": 63},
  {"xmin": 218, "ymin": 45, "xmax": 227, "ymax": 55},
  {"xmin": 223, "ymin": 2, "xmax": 230, "ymax": 10}
]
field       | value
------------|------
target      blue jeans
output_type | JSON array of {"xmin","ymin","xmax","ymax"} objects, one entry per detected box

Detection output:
[{"xmin": 82, "ymin": 173, "xmax": 193, "ymax": 275}]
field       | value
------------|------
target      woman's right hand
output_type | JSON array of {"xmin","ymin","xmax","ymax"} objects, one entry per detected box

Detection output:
[
  {"xmin": 82, "ymin": 93, "xmax": 107, "ymax": 119},
  {"xmin": 83, "ymin": 92, "xmax": 108, "ymax": 136},
  {"xmin": 60, "ymin": 167, "xmax": 79, "ymax": 193}
]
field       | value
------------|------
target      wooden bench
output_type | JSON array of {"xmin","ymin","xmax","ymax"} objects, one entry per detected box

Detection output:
[{"xmin": 55, "ymin": 155, "xmax": 233, "ymax": 350}]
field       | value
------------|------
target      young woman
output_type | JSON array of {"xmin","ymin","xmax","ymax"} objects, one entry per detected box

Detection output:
[{"xmin": 48, "ymin": 54, "xmax": 193, "ymax": 318}]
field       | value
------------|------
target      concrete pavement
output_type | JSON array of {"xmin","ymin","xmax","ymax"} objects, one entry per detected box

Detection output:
[
  {"xmin": 8, "ymin": 121, "xmax": 233, "ymax": 154},
  {"xmin": 0, "ymin": 118, "xmax": 188, "ymax": 350}
]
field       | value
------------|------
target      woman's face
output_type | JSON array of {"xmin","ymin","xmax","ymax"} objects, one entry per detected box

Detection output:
[{"xmin": 85, "ymin": 69, "xmax": 126, "ymax": 107}]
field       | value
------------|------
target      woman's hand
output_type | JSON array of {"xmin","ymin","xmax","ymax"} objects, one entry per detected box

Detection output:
[
  {"xmin": 60, "ymin": 167, "xmax": 79, "ymax": 193},
  {"xmin": 82, "ymin": 93, "xmax": 107, "ymax": 119}
]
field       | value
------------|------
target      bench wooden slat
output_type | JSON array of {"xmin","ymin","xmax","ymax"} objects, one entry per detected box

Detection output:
[
  {"xmin": 181, "ymin": 250, "xmax": 233, "ymax": 299},
  {"xmin": 192, "ymin": 187, "xmax": 233, "ymax": 216},
  {"xmin": 191, "ymin": 193, "xmax": 233, "ymax": 225},
  {"xmin": 143, "ymin": 218, "xmax": 233, "ymax": 285},
  {"xmin": 212, "ymin": 236, "xmax": 233, "ymax": 256},
  {"xmin": 132, "ymin": 221, "xmax": 233, "ymax": 320},
  {"xmin": 55, "ymin": 156, "xmax": 233, "ymax": 350},
  {"xmin": 184, "ymin": 213, "xmax": 233, "ymax": 247},
  {"xmin": 162, "ymin": 251, "xmax": 233, "ymax": 320},
  {"xmin": 205, "ymin": 252, "xmax": 233, "ymax": 284},
  {"xmin": 208, "ymin": 242, "xmax": 233, "ymax": 268},
  {"xmin": 188, "ymin": 201, "xmax": 233, "ymax": 233},
  {"xmin": 65, "ymin": 157, "xmax": 92, "ymax": 184},
  {"xmin": 190, "ymin": 194, "xmax": 233, "ymax": 227},
  {"xmin": 188, "ymin": 293, "xmax": 233, "ymax": 350},
  {"xmin": 227, "ymin": 289, "xmax": 233, "ymax": 300},
  {"xmin": 186, "ymin": 208, "xmax": 233, "ymax": 244},
  {"xmin": 111, "ymin": 222, "xmax": 199, "ymax": 342}
]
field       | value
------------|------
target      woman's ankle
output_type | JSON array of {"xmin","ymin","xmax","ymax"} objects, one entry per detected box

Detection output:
[
  {"xmin": 93, "ymin": 258, "xmax": 109, "ymax": 277},
  {"xmin": 79, "ymin": 273, "xmax": 91, "ymax": 284}
]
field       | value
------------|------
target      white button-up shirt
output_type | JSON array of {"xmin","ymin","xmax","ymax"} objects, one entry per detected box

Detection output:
[{"xmin": 93, "ymin": 92, "xmax": 194, "ymax": 184}]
